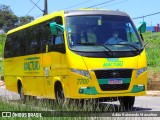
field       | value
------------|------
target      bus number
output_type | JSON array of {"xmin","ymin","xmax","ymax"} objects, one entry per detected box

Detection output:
[{"xmin": 77, "ymin": 78, "xmax": 89, "ymax": 84}]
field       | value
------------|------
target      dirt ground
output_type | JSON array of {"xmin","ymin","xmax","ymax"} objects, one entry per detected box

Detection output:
[
  {"xmin": 148, "ymin": 72, "xmax": 160, "ymax": 90},
  {"xmin": 148, "ymin": 72, "xmax": 160, "ymax": 81}
]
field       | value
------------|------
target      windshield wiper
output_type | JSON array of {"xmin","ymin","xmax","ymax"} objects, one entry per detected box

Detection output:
[
  {"xmin": 101, "ymin": 44, "xmax": 113, "ymax": 56},
  {"xmin": 77, "ymin": 42, "xmax": 113, "ymax": 56},
  {"xmin": 116, "ymin": 43, "xmax": 141, "ymax": 54}
]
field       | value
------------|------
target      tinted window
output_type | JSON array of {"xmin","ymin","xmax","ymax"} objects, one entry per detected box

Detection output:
[
  {"xmin": 66, "ymin": 15, "xmax": 142, "ymax": 52},
  {"xmin": 4, "ymin": 16, "xmax": 65, "ymax": 58}
]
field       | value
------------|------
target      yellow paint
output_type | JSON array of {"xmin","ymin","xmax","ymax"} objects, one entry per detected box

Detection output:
[{"xmin": 4, "ymin": 9, "xmax": 147, "ymax": 100}]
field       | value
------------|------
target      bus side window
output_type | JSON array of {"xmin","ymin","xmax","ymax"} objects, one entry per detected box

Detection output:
[
  {"xmin": 4, "ymin": 36, "xmax": 13, "ymax": 58},
  {"xmin": 48, "ymin": 16, "xmax": 65, "ymax": 53},
  {"xmin": 48, "ymin": 32, "xmax": 65, "ymax": 53},
  {"xmin": 54, "ymin": 28, "xmax": 64, "ymax": 44}
]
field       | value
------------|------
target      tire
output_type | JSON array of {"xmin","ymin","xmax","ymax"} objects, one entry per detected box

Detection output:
[
  {"xmin": 119, "ymin": 96, "xmax": 135, "ymax": 111},
  {"xmin": 19, "ymin": 85, "xmax": 27, "ymax": 103},
  {"xmin": 20, "ymin": 86, "xmax": 36, "ymax": 103},
  {"xmin": 55, "ymin": 83, "xmax": 65, "ymax": 104}
]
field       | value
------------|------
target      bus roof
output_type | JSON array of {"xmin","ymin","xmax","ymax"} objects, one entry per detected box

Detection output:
[
  {"xmin": 7, "ymin": 9, "xmax": 129, "ymax": 35},
  {"xmin": 7, "ymin": 10, "xmax": 65, "ymax": 35},
  {"xmin": 64, "ymin": 9, "xmax": 129, "ymax": 17}
]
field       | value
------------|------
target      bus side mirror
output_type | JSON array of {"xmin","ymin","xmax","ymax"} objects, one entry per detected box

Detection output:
[
  {"xmin": 137, "ymin": 22, "xmax": 146, "ymax": 41},
  {"xmin": 49, "ymin": 22, "xmax": 65, "ymax": 36},
  {"xmin": 137, "ymin": 22, "xmax": 146, "ymax": 33}
]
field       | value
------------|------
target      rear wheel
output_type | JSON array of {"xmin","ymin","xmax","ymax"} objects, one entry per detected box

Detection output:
[
  {"xmin": 119, "ymin": 96, "xmax": 135, "ymax": 111},
  {"xmin": 19, "ymin": 85, "xmax": 27, "ymax": 103}
]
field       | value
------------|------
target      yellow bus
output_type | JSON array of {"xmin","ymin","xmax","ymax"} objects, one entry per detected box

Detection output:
[{"xmin": 4, "ymin": 9, "xmax": 147, "ymax": 110}]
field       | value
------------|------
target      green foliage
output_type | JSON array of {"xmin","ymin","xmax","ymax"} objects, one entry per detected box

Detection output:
[
  {"xmin": 18, "ymin": 16, "xmax": 34, "ymax": 27},
  {"xmin": 0, "ymin": 5, "xmax": 18, "ymax": 31},
  {"xmin": 143, "ymin": 32, "xmax": 160, "ymax": 71},
  {"xmin": 0, "ymin": 4, "xmax": 34, "ymax": 32},
  {"xmin": 0, "ymin": 34, "xmax": 5, "ymax": 75}
]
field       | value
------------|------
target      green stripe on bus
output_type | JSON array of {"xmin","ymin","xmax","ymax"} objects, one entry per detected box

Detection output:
[
  {"xmin": 25, "ymin": 57, "xmax": 40, "ymax": 60},
  {"xmin": 79, "ymin": 87, "xmax": 98, "ymax": 95}
]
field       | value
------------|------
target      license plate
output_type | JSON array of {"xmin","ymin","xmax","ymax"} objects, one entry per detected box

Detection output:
[{"xmin": 108, "ymin": 78, "xmax": 122, "ymax": 84}]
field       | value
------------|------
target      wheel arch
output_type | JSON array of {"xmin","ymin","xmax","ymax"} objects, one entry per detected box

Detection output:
[
  {"xmin": 54, "ymin": 81, "xmax": 63, "ymax": 93},
  {"xmin": 53, "ymin": 78, "xmax": 65, "ymax": 99},
  {"xmin": 17, "ymin": 77, "xmax": 23, "ymax": 94}
]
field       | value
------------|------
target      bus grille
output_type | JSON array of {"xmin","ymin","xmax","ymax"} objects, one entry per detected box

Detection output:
[
  {"xmin": 99, "ymin": 84, "xmax": 130, "ymax": 91},
  {"xmin": 94, "ymin": 69, "xmax": 132, "ymax": 79},
  {"xmin": 94, "ymin": 69, "xmax": 132, "ymax": 91}
]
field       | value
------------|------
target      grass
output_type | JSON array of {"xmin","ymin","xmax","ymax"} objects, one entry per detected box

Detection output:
[
  {"xmin": 0, "ymin": 97, "xmax": 120, "ymax": 119},
  {"xmin": 0, "ymin": 98, "xmax": 116, "ymax": 112},
  {"xmin": 143, "ymin": 32, "xmax": 160, "ymax": 69},
  {"xmin": 142, "ymin": 32, "xmax": 160, "ymax": 81},
  {"xmin": 0, "ymin": 98, "xmax": 43, "ymax": 120}
]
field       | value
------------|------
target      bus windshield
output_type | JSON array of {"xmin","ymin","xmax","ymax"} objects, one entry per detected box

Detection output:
[{"xmin": 66, "ymin": 15, "xmax": 143, "ymax": 53}]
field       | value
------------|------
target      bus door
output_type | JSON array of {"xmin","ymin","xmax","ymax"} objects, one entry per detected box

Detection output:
[
  {"xmin": 40, "ymin": 35, "xmax": 66, "ymax": 99},
  {"xmin": 44, "ymin": 34, "xmax": 67, "ymax": 99}
]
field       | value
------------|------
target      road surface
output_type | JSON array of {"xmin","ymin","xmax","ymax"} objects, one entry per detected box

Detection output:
[{"xmin": 0, "ymin": 86, "xmax": 20, "ymax": 100}]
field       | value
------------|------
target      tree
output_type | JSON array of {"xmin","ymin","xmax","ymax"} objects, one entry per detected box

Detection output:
[
  {"xmin": 18, "ymin": 16, "xmax": 34, "ymax": 26},
  {"xmin": 0, "ymin": 5, "xmax": 34, "ymax": 32},
  {"xmin": 0, "ymin": 5, "xmax": 18, "ymax": 32}
]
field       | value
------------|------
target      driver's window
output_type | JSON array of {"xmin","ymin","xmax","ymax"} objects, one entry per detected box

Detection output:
[
  {"xmin": 48, "ymin": 16, "xmax": 65, "ymax": 53},
  {"xmin": 55, "ymin": 35, "xmax": 63, "ymax": 44},
  {"xmin": 51, "ymin": 16, "xmax": 64, "ymax": 45}
]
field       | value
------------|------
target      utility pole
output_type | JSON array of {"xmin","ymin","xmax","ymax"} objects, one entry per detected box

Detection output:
[{"xmin": 44, "ymin": 0, "xmax": 48, "ymax": 15}]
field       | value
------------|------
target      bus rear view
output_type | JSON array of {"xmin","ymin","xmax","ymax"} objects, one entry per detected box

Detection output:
[{"xmin": 65, "ymin": 10, "xmax": 147, "ymax": 110}]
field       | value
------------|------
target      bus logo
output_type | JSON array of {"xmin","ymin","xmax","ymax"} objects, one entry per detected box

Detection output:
[
  {"xmin": 24, "ymin": 57, "xmax": 40, "ymax": 71},
  {"xmin": 103, "ymin": 58, "xmax": 123, "ymax": 67}
]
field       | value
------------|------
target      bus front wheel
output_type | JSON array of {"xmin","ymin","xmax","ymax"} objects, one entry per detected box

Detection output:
[
  {"xmin": 119, "ymin": 96, "xmax": 135, "ymax": 111},
  {"xmin": 54, "ymin": 82, "xmax": 65, "ymax": 104}
]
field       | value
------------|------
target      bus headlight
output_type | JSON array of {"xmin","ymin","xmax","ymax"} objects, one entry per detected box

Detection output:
[
  {"xmin": 70, "ymin": 68, "xmax": 91, "ymax": 79},
  {"xmin": 136, "ymin": 67, "xmax": 147, "ymax": 77}
]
